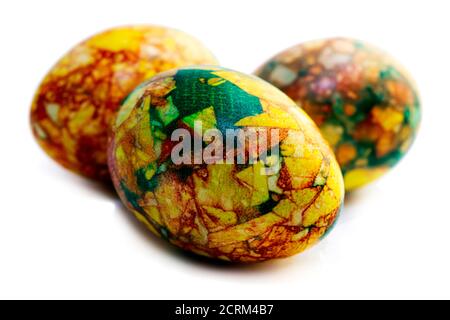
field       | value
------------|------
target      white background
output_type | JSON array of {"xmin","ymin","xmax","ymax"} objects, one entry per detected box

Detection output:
[{"xmin": 0, "ymin": 0, "xmax": 449, "ymax": 300}]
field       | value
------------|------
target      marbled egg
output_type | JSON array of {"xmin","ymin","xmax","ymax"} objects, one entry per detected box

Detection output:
[
  {"xmin": 31, "ymin": 26, "xmax": 218, "ymax": 180},
  {"xmin": 108, "ymin": 66, "xmax": 344, "ymax": 262},
  {"xmin": 256, "ymin": 38, "xmax": 421, "ymax": 191}
]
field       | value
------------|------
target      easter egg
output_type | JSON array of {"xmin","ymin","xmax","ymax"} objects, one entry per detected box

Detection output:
[
  {"xmin": 108, "ymin": 66, "xmax": 344, "ymax": 262},
  {"xmin": 31, "ymin": 26, "xmax": 218, "ymax": 180},
  {"xmin": 255, "ymin": 38, "xmax": 421, "ymax": 191}
]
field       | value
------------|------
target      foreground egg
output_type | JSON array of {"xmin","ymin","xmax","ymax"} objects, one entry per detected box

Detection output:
[
  {"xmin": 108, "ymin": 66, "xmax": 344, "ymax": 262},
  {"xmin": 256, "ymin": 38, "xmax": 421, "ymax": 191},
  {"xmin": 31, "ymin": 26, "xmax": 218, "ymax": 180}
]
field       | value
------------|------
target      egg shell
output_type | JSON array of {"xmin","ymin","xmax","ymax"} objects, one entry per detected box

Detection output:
[
  {"xmin": 256, "ymin": 38, "xmax": 421, "ymax": 191},
  {"xmin": 31, "ymin": 25, "xmax": 218, "ymax": 180},
  {"xmin": 108, "ymin": 66, "xmax": 345, "ymax": 262}
]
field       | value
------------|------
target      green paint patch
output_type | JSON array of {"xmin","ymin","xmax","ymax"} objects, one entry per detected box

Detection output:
[
  {"xmin": 298, "ymin": 68, "xmax": 309, "ymax": 77},
  {"xmin": 354, "ymin": 40, "xmax": 365, "ymax": 49},
  {"xmin": 136, "ymin": 164, "xmax": 159, "ymax": 192},
  {"xmin": 156, "ymin": 96, "xmax": 180, "ymax": 126},
  {"xmin": 45, "ymin": 103, "xmax": 60, "ymax": 124},
  {"xmin": 33, "ymin": 123, "xmax": 47, "ymax": 139},
  {"xmin": 169, "ymin": 68, "xmax": 264, "ymax": 133},
  {"xmin": 356, "ymin": 86, "xmax": 384, "ymax": 114},
  {"xmin": 182, "ymin": 106, "xmax": 217, "ymax": 132},
  {"xmin": 149, "ymin": 108, "xmax": 168, "ymax": 141},
  {"xmin": 380, "ymin": 66, "xmax": 401, "ymax": 80},
  {"xmin": 160, "ymin": 227, "xmax": 170, "ymax": 240},
  {"xmin": 258, "ymin": 197, "xmax": 278, "ymax": 215},
  {"xmin": 332, "ymin": 94, "xmax": 345, "ymax": 116},
  {"xmin": 120, "ymin": 181, "xmax": 142, "ymax": 212}
]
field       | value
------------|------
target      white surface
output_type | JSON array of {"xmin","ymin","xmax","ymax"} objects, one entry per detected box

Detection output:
[{"xmin": 0, "ymin": 0, "xmax": 449, "ymax": 300}]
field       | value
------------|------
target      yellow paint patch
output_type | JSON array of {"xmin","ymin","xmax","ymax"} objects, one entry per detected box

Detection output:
[
  {"xmin": 284, "ymin": 149, "xmax": 323, "ymax": 189},
  {"xmin": 272, "ymin": 199, "xmax": 296, "ymax": 219},
  {"xmin": 292, "ymin": 229, "xmax": 309, "ymax": 241},
  {"xmin": 302, "ymin": 186, "xmax": 339, "ymax": 227},
  {"xmin": 371, "ymin": 107, "xmax": 404, "ymax": 131},
  {"xmin": 320, "ymin": 123, "xmax": 343, "ymax": 148},
  {"xmin": 146, "ymin": 206, "xmax": 163, "ymax": 226},
  {"xmin": 87, "ymin": 28, "xmax": 144, "ymax": 52},
  {"xmin": 207, "ymin": 77, "xmax": 226, "ymax": 86},
  {"xmin": 61, "ymin": 129, "xmax": 77, "ymax": 163},
  {"xmin": 193, "ymin": 165, "xmax": 254, "ymax": 212},
  {"xmin": 204, "ymin": 206, "xmax": 238, "ymax": 226},
  {"xmin": 236, "ymin": 162, "xmax": 269, "ymax": 206},
  {"xmin": 235, "ymin": 105, "xmax": 299, "ymax": 130},
  {"xmin": 235, "ymin": 166, "xmax": 254, "ymax": 188},
  {"xmin": 208, "ymin": 213, "xmax": 284, "ymax": 248},
  {"xmin": 290, "ymin": 188, "xmax": 320, "ymax": 208},
  {"xmin": 68, "ymin": 103, "xmax": 96, "ymax": 134}
]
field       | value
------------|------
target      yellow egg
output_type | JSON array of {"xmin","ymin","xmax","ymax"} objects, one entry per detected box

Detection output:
[
  {"xmin": 108, "ymin": 66, "xmax": 345, "ymax": 262},
  {"xmin": 256, "ymin": 38, "xmax": 421, "ymax": 191},
  {"xmin": 31, "ymin": 25, "xmax": 218, "ymax": 180}
]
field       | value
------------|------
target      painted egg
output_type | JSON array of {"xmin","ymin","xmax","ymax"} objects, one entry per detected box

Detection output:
[
  {"xmin": 31, "ymin": 25, "xmax": 218, "ymax": 180},
  {"xmin": 256, "ymin": 38, "xmax": 421, "ymax": 191},
  {"xmin": 108, "ymin": 66, "xmax": 344, "ymax": 262}
]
